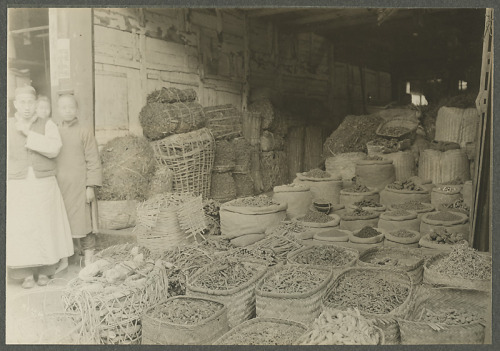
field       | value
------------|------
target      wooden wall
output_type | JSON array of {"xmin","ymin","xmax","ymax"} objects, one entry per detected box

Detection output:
[
  {"xmin": 93, "ymin": 8, "xmax": 245, "ymax": 144},
  {"xmin": 92, "ymin": 9, "xmax": 392, "ymax": 145}
]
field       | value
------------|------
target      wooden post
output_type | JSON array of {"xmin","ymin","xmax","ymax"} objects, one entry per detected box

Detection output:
[
  {"xmin": 48, "ymin": 8, "xmax": 94, "ymax": 129},
  {"xmin": 471, "ymin": 8, "xmax": 493, "ymax": 251},
  {"xmin": 241, "ymin": 13, "xmax": 250, "ymax": 111}
]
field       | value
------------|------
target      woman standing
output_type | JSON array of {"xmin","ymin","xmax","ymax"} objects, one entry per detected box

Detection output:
[{"xmin": 6, "ymin": 85, "xmax": 74, "ymax": 288}]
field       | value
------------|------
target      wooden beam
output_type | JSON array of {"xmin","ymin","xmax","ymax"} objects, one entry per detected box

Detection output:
[
  {"xmin": 245, "ymin": 8, "xmax": 303, "ymax": 18},
  {"xmin": 10, "ymin": 25, "xmax": 49, "ymax": 35},
  {"xmin": 282, "ymin": 8, "xmax": 371, "ymax": 26}
]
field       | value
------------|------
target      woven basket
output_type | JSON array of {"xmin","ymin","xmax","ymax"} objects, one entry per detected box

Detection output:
[
  {"xmin": 214, "ymin": 317, "xmax": 308, "ymax": 345},
  {"xmin": 255, "ymin": 265, "xmax": 333, "ymax": 325},
  {"xmin": 423, "ymin": 253, "xmax": 491, "ymax": 291},
  {"xmin": 287, "ymin": 245, "xmax": 359, "ymax": 275},
  {"xmin": 376, "ymin": 118, "xmax": 418, "ymax": 140},
  {"xmin": 399, "ymin": 286, "xmax": 489, "ymax": 344},
  {"xmin": 357, "ymin": 246, "xmax": 424, "ymax": 285},
  {"xmin": 142, "ymin": 296, "xmax": 229, "ymax": 345},
  {"xmin": 97, "ymin": 200, "xmax": 138, "ymax": 230},
  {"xmin": 63, "ymin": 258, "xmax": 169, "ymax": 345},
  {"xmin": 186, "ymin": 260, "xmax": 267, "ymax": 328},
  {"xmin": 135, "ymin": 193, "xmax": 206, "ymax": 254},
  {"xmin": 323, "ymin": 267, "xmax": 414, "ymax": 345},
  {"xmin": 6, "ymin": 288, "xmax": 95, "ymax": 344},
  {"xmin": 151, "ymin": 128, "xmax": 215, "ymax": 199}
]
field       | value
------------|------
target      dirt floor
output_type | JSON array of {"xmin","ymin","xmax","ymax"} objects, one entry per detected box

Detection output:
[{"xmin": 5, "ymin": 255, "xmax": 81, "ymax": 344}]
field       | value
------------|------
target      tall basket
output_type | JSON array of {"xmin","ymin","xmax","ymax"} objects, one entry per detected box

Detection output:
[{"xmin": 151, "ymin": 128, "xmax": 215, "ymax": 199}]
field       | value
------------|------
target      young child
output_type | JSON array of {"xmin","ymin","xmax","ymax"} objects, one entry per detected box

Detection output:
[
  {"xmin": 7, "ymin": 86, "xmax": 74, "ymax": 288},
  {"xmin": 56, "ymin": 94, "xmax": 102, "ymax": 269},
  {"xmin": 36, "ymin": 95, "xmax": 52, "ymax": 119}
]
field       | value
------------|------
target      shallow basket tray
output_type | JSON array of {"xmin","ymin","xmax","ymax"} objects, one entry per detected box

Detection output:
[
  {"xmin": 376, "ymin": 118, "xmax": 418, "ymax": 140},
  {"xmin": 323, "ymin": 267, "xmax": 414, "ymax": 344},
  {"xmin": 398, "ymin": 286, "xmax": 489, "ymax": 344},
  {"xmin": 286, "ymin": 245, "xmax": 359, "ymax": 276},
  {"xmin": 186, "ymin": 260, "xmax": 268, "ymax": 329},
  {"xmin": 213, "ymin": 317, "xmax": 308, "ymax": 345},
  {"xmin": 423, "ymin": 252, "xmax": 491, "ymax": 291},
  {"xmin": 255, "ymin": 265, "xmax": 334, "ymax": 325},
  {"xmin": 142, "ymin": 296, "xmax": 229, "ymax": 345},
  {"xmin": 357, "ymin": 246, "xmax": 425, "ymax": 285}
]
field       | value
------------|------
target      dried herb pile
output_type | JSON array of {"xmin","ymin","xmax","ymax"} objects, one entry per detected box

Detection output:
[
  {"xmin": 291, "ymin": 246, "xmax": 357, "ymax": 267},
  {"xmin": 325, "ymin": 270, "xmax": 410, "ymax": 315}
]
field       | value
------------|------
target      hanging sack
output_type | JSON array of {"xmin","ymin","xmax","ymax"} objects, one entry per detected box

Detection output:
[
  {"xmin": 355, "ymin": 159, "xmax": 396, "ymax": 191},
  {"xmin": 378, "ymin": 210, "xmax": 420, "ymax": 233},
  {"xmin": 273, "ymin": 184, "xmax": 312, "ymax": 219}
]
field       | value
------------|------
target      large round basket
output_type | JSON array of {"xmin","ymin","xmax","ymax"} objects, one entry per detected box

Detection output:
[
  {"xmin": 423, "ymin": 253, "xmax": 491, "ymax": 291},
  {"xmin": 142, "ymin": 296, "xmax": 229, "ymax": 345},
  {"xmin": 323, "ymin": 267, "xmax": 414, "ymax": 344},
  {"xmin": 357, "ymin": 246, "xmax": 425, "ymax": 285},
  {"xmin": 150, "ymin": 127, "xmax": 215, "ymax": 198},
  {"xmin": 213, "ymin": 317, "xmax": 308, "ymax": 345},
  {"xmin": 186, "ymin": 260, "xmax": 267, "ymax": 328},
  {"xmin": 255, "ymin": 265, "xmax": 333, "ymax": 325},
  {"xmin": 398, "ymin": 286, "xmax": 489, "ymax": 344}
]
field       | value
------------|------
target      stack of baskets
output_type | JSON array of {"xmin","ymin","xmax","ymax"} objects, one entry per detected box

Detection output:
[{"xmin": 151, "ymin": 128, "xmax": 215, "ymax": 199}]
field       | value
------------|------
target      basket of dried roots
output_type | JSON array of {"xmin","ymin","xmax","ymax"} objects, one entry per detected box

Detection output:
[
  {"xmin": 323, "ymin": 267, "xmax": 413, "ymax": 344},
  {"xmin": 186, "ymin": 258, "xmax": 267, "ymax": 328},
  {"xmin": 142, "ymin": 296, "xmax": 229, "ymax": 345},
  {"xmin": 255, "ymin": 265, "xmax": 333, "ymax": 325},
  {"xmin": 399, "ymin": 285, "xmax": 489, "ymax": 344}
]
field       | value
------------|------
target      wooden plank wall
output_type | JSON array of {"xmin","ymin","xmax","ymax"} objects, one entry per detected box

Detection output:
[
  {"xmin": 248, "ymin": 17, "xmax": 392, "ymax": 120},
  {"xmin": 92, "ymin": 9, "xmax": 392, "ymax": 145},
  {"xmin": 93, "ymin": 8, "xmax": 245, "ymax": 144}
]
